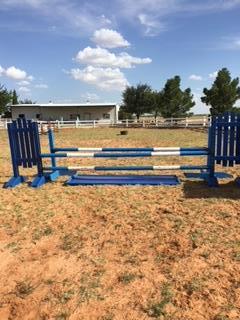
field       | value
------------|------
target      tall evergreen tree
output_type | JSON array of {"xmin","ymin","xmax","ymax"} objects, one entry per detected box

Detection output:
[
  {"xmin": 0, "ymin": 84, "xmax": 12, "ymax": 115},
  {"xmin": 161, "ymin": 76, "xmax": 195, "ymax": 118},
  {"xmin": 12, "ymin": 89, "xmax": 18, "ymax": 105},
  {"xmin": 121, "ymin": 84, "xmax": 153, "ymax": 119},
  {"xmin": 201, "ymin": 68, "xmax": 240, "ymax": 115}
]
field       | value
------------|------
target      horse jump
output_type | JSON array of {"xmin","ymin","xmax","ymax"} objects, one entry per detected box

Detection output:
[{"xmin": 4, "ymin": 113, "xmax": 240, "ymax": 188}]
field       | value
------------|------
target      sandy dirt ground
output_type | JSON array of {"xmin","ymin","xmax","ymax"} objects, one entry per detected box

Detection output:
[{"xmin": 0, "ymin": 128, "xmax": 239, "ymax": 320}]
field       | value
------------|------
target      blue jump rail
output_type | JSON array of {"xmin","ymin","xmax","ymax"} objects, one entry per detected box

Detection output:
[{"xmin": 41, "ymin": 150, "xmax": 209, "ymax": 158}]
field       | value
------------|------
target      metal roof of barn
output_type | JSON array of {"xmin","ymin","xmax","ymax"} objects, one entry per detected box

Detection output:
[{"xmin": 11, "ymin": 103, "xmax": 117, "ymax": 108}]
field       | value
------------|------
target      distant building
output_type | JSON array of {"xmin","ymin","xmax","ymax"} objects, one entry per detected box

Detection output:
[{"xmin": 11, "ymin": 103, "xmax": 119, "ymax": 122}]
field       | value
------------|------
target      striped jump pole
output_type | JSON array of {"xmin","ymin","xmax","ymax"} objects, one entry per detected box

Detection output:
[
  {"xmin": 52, "ymin": 147, "xmax": 208, "ymax": 152},
  {"xmin": 43, "ymin": 165, "xmax": 209, "ymax": 171},
  {"xmin": 41, "ymin": 150, "xmax": 209, "ymax": 158}
]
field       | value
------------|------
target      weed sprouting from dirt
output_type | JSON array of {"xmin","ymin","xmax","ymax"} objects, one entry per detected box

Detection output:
[
  {"xmin": 15, "ymin": 281, "xmax": 34, "ymax": 298},
  {"xmin": 145, "ymin": 283, "xmax": 174, "ymax": 318}
]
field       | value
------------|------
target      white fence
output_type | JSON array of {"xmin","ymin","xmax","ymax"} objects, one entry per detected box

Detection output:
[{"xmin": 0, "ymin": 116, "xmax": 209, "ymax": 130}]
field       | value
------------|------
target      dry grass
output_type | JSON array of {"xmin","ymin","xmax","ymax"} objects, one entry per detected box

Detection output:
[{"xmin": 0, "ymin": 128, "xmax": 240, "ymax": 320}]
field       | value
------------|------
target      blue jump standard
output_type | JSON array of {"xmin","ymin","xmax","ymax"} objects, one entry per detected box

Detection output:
[{"xmin": 67, "ymin": 175, "xmax": 181, "ymax": 186}]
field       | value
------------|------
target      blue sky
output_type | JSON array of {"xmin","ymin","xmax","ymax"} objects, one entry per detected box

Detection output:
[{"xmin": 0, "ymin": 0, "xmax": 240, "ymax": 113}]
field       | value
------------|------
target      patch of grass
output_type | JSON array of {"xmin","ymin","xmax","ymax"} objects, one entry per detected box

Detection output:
[
  {"xmin": 15, "ymin": 281, "xmax": 34, "ymax": 298},
  {"xmin": 213, "ymin": 315, "xmax": 229, "ymax": 320},
  {"xmin": 77, "ymin": 273, "xmax": 104, "ymax": 303},
  {"xmin": 100, "ymin": 313, "xmax": 114, "ymax": 320},
  {"xmin": 232, "ymin": 251, "xmax": 240, "ymax": 261},
  {"xmin": 59, "ymin": 290, "xmax": 75, "ymax": 304},
  {"xmin": 190, "ymin": 230, "xmax": 202, "ymax": 249},
  {"xmin": 184, "ymin": 277, "xmax": 204, "ymax": 296},
  {"xmin": 45, "ymin": 279, "xmax": 54, "ymax": 285},
  {"xmin": 32, "ymin": 225, "xmax": 53, "ymax": 241},
  {"xmin": 125, "ymin": 255, "xmax": 140, "ymax": 265},
  {"xmin": 55, "ymin": 312, "xmax": 69, "ymax": 320},
  {"xmin": 145, "ymin": 283, "xmax": 173, "ymax": 318},
  {"xmin": 5, "ymin": 241, "xmax": 21, "ymax": 252},
  {"xmin": 155, "ymin": 253, "xmax": 167, "ymax": 263},
  {"xmin": 118, "ymin": 273, "xmax": 137, "ymax": 284},
  {"xmin": 59, "ymin": 234, "xmax": 83, "ymax": 252},
  {"xmin": 200, "ymin": 251, "xmax": 210, "ymax": 259}
]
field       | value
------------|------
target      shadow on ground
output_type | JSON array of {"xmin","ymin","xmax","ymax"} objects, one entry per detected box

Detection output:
[{"xmin": 183, "ymin": 180, "xmax": 240, "ymax": 199}]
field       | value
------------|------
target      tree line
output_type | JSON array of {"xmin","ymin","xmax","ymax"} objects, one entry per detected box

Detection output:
[
  {"xmin": 1, "ymin": 67, "xmax": 240, "ymax": 119},
  {"xmin": 120, "ymin": 68, "xmax": 240, "ymax": 119},
  {"xmin": 0, "ymin": 85, "xmax": 33, "ymax": 117}
]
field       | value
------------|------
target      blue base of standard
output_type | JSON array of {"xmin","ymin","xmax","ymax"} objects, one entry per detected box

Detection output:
[
  {"xmin": 3, "ymin": 176, "xmax": 25, "ymax": 188},
  {"xmin": 66, "ymin": 175, "xmax": 181, "ymax": 186},
  {"xmin": 184, "ymin": 172, "xmax": 233, "ymax": 180}
]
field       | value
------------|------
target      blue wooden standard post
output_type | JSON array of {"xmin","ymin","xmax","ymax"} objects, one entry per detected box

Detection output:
[
  {"xmin": 48, "ymin": 129, "xmax": 56, "ymax": 168},
  {"xmin": 206, "ymin": 115, "xmax": 219, "ymax": 187},
  {"xmin": 4, "ymin": 122, "xmax": 25, "ymax": 188}
]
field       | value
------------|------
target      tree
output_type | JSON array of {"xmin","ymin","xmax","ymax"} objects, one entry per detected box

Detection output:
[
  {"xmin": 150, "ymin": 90, "xmax": 163, "ymax": 119},
  {"xmin": 0, "ymin": 84, "xmax": 12, "ymax": 115},
  {"xmin": 121, "ymin": 84, "xmax": 153, "ymax": 119},
  {"xmin": 160, "ymin": 76, "xmax": 195, "ymax": 118},
  {"xmin": 19, "ymin": 99, "xmax": 35, "ymax": 104},
  {"xmin": 201, "ymin": 68, "xmax": 240, "ymax": 116},
  {"xmin": 12, "ymin": 90, "xmax": 18, "ymax": 105}
]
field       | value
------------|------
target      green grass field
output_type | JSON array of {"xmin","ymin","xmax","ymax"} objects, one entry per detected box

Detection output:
[{"xmin": 0, "ymin": 128, "xmax": 240, "ymax": 320}]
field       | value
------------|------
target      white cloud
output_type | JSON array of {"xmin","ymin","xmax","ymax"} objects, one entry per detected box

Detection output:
[
  {"xmin": 92, "ymin": 29, "xmax": 130, "ymax": 48},
  {"xmin": 117, "ymin": 0, "xmax": 240, "ymax": 36},
  {"xmin": 17, "ymin": 80, "xmax": 31, "ymax": 86},
  {"xmin": 75, "ymin": 46, "xmax": 151, "ymax": 68},
  {"xmin": 1, "ymin": 0, "xmax": 240, "ymax": 38},
  {"xmin": 35, "ymin": 83, "xmax": 48, "ymax": 89},
  {"xmin": 4, "ymin": 66, "xmax": 27, "ymax": 80},
  {"xmin": 0, "ymin": 65, "xmax": 33, "ymax": 81},
  {"xmin": 209, "ymin": 71, "xmax": 218, "ymax": 79},
  {"xmin": 69, "ymin": 66, "xmax": 129, "ymax": 91},
  {"xmin": 28, "ymin": 75, "xmax": 34, "ymax": 81},
  {"xmin": 189, "ymin": 74, "xmax": 203, "ymax": 81},
  {"xmin": 18, "ymin": 86, "xmax": 31, "ymax": 93},
  {"xmin": 138, "ymin": 14, "xmax": 166, "ymax": 36},
  {"xmin": 81, "ymin": 92, "xmax": 100, "ymax": 101},
  {"xmin": 0, "ymin": 65, "xmax": 4, "ymax": 76},
  {"xmin": 0, "ymin": 0, "xmax": 113, "ymax": 36}
]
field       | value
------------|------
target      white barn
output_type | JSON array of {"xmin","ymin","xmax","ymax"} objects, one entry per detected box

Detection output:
[{"xmin": 11, "ymin": 103, "xmax": 119, "ymax": 122}]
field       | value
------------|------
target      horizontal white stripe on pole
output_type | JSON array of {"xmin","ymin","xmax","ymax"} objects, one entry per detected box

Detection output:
[
  {"xmin": 77, "ymin": 148, "xmax": 102, "ymax": 151},
  {"xmin": 151, "ymin": 151, "xmax": 181, "ymax": 156},
  {"xmin": 66, "ymin": 152, "xmax": 95, "ymax": 157},
  {"xmin": 68, "ymin": 166, "xmax": 95, "ymax": 170},
  {"xmin": 153, "ymin": 165, "xmax": 181, "ymax": 170}
]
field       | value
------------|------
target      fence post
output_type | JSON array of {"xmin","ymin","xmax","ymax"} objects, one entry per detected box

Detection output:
[
  {"xmin": 142, "ymin": 120, "xmax": 145, "ymax": 128},
  {"xmin": 185, "ymin": 117, "xmax": 188, "ymax": 128},
  {"xmin": 93, "ymin": 120, "xmax": 96, "ymax": 128},
  {"xmin": 126, "ymin": 119, "xmax": 128, "ymax": 127},
  {"xmin": 203, "ymin": 116, "xmax": 207, "ymax": 127}
]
